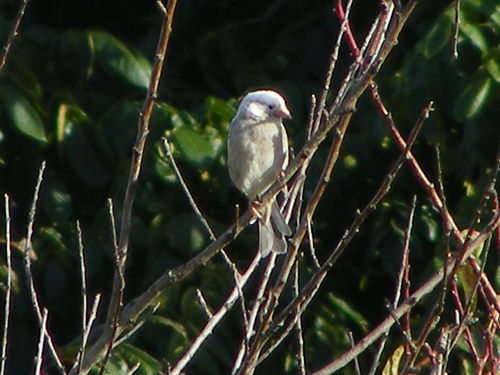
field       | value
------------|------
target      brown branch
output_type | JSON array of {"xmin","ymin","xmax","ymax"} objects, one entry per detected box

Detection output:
[
  {"xmin": 76, "ymin": 1, "xmax": 423, "ymax": 373},
  {"xmin": 255, "ymin": 100, "xmax": 431, "ymax": 371},
  {"xmin": 452, "ymin": 0, "xmax": 461, "ymax": 59},
  {"xmin": 368, "ymin": 195, "xmax": 416, "ymax": 375},
  {"xmin": 309, "ymin": 212, "xmax": 499, "ymax": 375},
  {"xmin": 0, "ymin": 195, "xmax": 12, "ymax": 375},
  {"xmin": 34, "ymin": 308, "xmax": 48, "ymax": 375},
  {"xmin": 23, "ymin": 162, "xmax": 67, "ymax": 375},
  {"xmin": 74, "ymin": 1, "xmax": 178, "ymax": 373}
]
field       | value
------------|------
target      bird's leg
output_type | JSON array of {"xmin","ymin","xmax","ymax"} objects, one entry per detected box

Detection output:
[{"xmin": 249, "ymin": 199, "xmax": 263, "ymax": 220}]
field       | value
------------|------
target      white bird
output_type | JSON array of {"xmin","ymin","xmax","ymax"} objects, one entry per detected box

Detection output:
[{"xmin": 227, "ymin": 90, "xmax": 292, "ymax": 257}]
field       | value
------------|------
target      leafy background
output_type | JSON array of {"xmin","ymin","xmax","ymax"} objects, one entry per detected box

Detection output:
[{"xmin": 0, "ymin": 0, "xmax": 499, "ymax": 374}]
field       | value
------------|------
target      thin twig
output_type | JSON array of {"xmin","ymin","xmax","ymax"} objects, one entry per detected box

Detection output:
[
  {"xmin": 368, "ymin": 195, "xmax": 416, "ymax": 375},
  {"xmin": 77, "ymin": 221, "xmax": 88, "ymax": 338},
  {"xmin": 161, "ymin": 137, "xmax": 246, "ymax": 322},
  {"xmin": 232, "ymin": 253, "xmax": 278, "ymax": 374},
  {"xmin": 450, "ymin": 236, "xmax": 491, "ymax": 361},
  {"xmin": 114, "ymin": 303, "xmax": 160, "ymax": 347},
  {"xmin": 293, "ymin": 261, "xmax": 306, "ymax": 375},
  {"xmin": 34, "ymin": 308, "xmax": 48, "ymax": 375},
  {"xmin": 99, "ymin": 199, "xmax": 123, "ymax": 375},
  {"xmin": 105, "ymin": 0, "xmax": 179, "ymax": 330},
  {"xmin": 237, "ymin": 5, "xmax": 421, "ymax": 372},
  {"xmin": 74, "ymin": 221, "xmax": 90, "ymax": 374},
  {"xmin": 0, "ymin": 0, "xmax": 31, "ymax": 73},
  {"xmin": 161, "ymin": 137, "xmax": 215, "ymax": 241},
  {"xmin": 311, "ymin": 0, "xmax": 354, "ymax": 135},
  {"xmin": 452, "ymin": 0, "xmax": 461, "ymax": 59},
  {"xmin": 254, "ymin": 101, "xmax": 430, "ymax": 370},
  {"xmin": 80, "ymin": 2, "xmax": 421, "ymax": 371},
  {"xmin": 195, "ymin": 289, "xmax": 213, "ymax": 319},
  {"xmin": 23, "ymin": 162, "xmax": 67, "ymax": 375},
  {"xmin": 72, "ymin": 294, "xmax": 101, "ymax": 373},
  {"xmin": 0, "ymin": 195, "xmax": 12, "ymax": 375},
  {"xmin": 347, "ymin": 331, "xmax": 361, "ymax": 375},
  {"xmin": 309, "ymin": 213, "xmax": 499, "ymax": 375},
  {"xmin": 170, "ymin": 254, "xmax": 261, "ymax": 375},
  {"xmin": 306, "ymin": 217, "xmax": 321, "ymax": 269},
  {"xmin": 125, "ymin": 363, "xmax": 141, "ymax": 375},
  {"xmin": 254, "ymin": 101, "xmax": 433, "ymax": 371}
]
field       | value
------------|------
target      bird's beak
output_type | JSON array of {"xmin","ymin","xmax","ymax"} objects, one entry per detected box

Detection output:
[{"xmin": 277, "ymin": 107, "xmax": 292, "ymax": 120}]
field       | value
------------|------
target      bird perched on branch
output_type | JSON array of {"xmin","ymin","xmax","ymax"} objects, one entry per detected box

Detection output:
[{"xmin": 228, "ymin": 90, "xmax": 292, "ymax": 257}]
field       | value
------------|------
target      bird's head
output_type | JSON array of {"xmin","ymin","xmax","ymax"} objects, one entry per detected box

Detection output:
[{"xmin": 235, "ymin": 90, "xmax": 291, "ymax": 122}]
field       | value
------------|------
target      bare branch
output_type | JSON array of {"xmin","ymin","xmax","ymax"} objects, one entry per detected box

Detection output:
[
  {"xmin": 105, "ymin": 0, "xmax": 179, "ymax": 328},
  {"xmin": 452, "ymin": 0, "xmax": 461, "ymax": 59},
  {"xmin": 161, "ymin": 137, "xmax": 215, "ymax": 241},
  {"xmin": 77, "ymin": 221, "xmax": 88, "ymax": 338},
  {"xmin": 293, "ymin": 261, "xmax": 306, "ymax": 375},
  {"xmin": 309, "ymin": 212, "xmax": 499, "ymax": 375},
  {"xmin": 34, "ymin": 308, "xmax": 48, "ymax": 375},
  {"xmin": 170, "ymin": 254, "xmax": 261, "ymax": 375},
  {"xmin": 0, "ymin": 195, "xmax": 12, "ymax": 375},
  {"xmin": 368, "ymin": 195, "xmax": 417, "ymax": 375},
  {"xmin": 23, "ymin": 162, "xmax": 67, "ymax": 375},
  {"xmin": 0, "ymin": 0, "xmax": 31, "ymax": 74}
]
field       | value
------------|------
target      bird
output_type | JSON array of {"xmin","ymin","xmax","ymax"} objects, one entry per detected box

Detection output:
[{"xmin": 227, "ymin": 90, "xmax": 292, "ymax": 257}]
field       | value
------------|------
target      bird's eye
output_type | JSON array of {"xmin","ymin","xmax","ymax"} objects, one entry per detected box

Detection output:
[{"xmin": 268, "ymin": 104, "xmax": 274, "ymax": 110}]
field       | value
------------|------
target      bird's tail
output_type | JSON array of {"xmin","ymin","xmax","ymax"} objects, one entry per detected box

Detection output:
[{"xmin": 258, "ymin": 201, "xmax": 292, "ymax": 257}]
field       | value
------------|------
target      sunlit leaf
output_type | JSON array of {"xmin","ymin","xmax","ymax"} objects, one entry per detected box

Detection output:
[
  {"xmin": 382, "ymin": 345, "xmax": 404, "ymax": 375},
  {"xmin": 0, "ymin": 86, "xmax": 47, "ymax": 142},
  {"xmin": 423, "ymin": 10, "xmax": 453, "ymax": 58},
  {"xmin": 115, "ymin": 343, "xmax": 162, "ymax": 375},
  {"xmin": 460, "ymin": 22, "xmax": 489, "ymax": 55},
  {"xmin": 88, "ymin": 30, "xmax": 152, "ymax": 90},
  {"xmin": 39, "ymin": 227, "xmax": 68, "ymax": 254},
  {"xmin": 328, "ymin": 293, "xmax": 369, "ymax": 332},
  {"xmin": 154, "ymin": 142, "xmax": 176, "ymax": 183},
  {"xmin": 204, "ymin": 96, "xmax": 236, "ymax": 128},
  {"xmin": 169, "ymin": 126, "xmax": 217, "ymax": 168},
  {"xmin": 419, "ymin": 206, "xmax": 439, "ymax": 242},
  {"xmin": 56, "ymin": 103, "xmax": 92, "ymax": 143},
  {"xmin": 485, "ymin": 47, "xmax": 500, "ymax": 83},
  {"xmin": 453, "ymin": 71, "xmax": 491, "ymax": 120}
]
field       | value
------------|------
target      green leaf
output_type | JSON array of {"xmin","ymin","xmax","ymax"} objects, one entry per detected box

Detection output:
[
  {"xmin": 328, "ymin": 293, "xmax": 369, "ymax": 332},
  {"xmin": 154, "ymin": 142, "xmax": 176, "ymax": 183},
  {"xmin": 168, "ymin": 214, "xmax": 206, "ymax": 255},
  {"xmin": 419, "ymin": 206, "xmax": 439, "ymax": 242},
  {"xmin": 56, "ymin": 103, "xmax": 92, "ymax": 143},
  {"xmin": 460, "ymin": 22, "xmax": 489, "ymax": 55},
  {"xmin": 97, "ymin": 101, "xmax": 141, "ymax": 161},
  {"xmin": 423, "ymin": 10, "xmax": 453, "ymax": 58},
  {"xmin": 38, "ymin": 227, "xmax": 68, "ymax": 255},
  {"xmin": 42, "ymin": 181, "xmax": 73, "ymax": 223},
  {"xmin": 115, "ymin": 344, "xmax": 162, "ymax": 375},
  {"xmin": 453, "ymin": 71, "xmax": 491, "ymax": 120},
  {"xmin": 0, "ymin": 86, "xmax": 47, "ymax": 142},
  {"xmin": 382, "ymin": 345, "xmax": 404, "ymax": 375},
  {"xmin": 485, "ymin": 47, "xmax": 500, "ymax": 83},
  {"xmin": 148, "ymin": 315, "xmax": 189, "ymax": 360},
  {"xmin": 88, "ymin": 30, "xmax": 152, "ymax": 90},
  {"xmin": 169, "ymin": 126, "xmax": 217, "ymax": 168},
  {"xmin": 60, "ymin": 112, "xmax": 110, "ymax": 186},
  {"xmin": 204, "ymin": 96, "xmax": 236, "ymax": 128}
]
